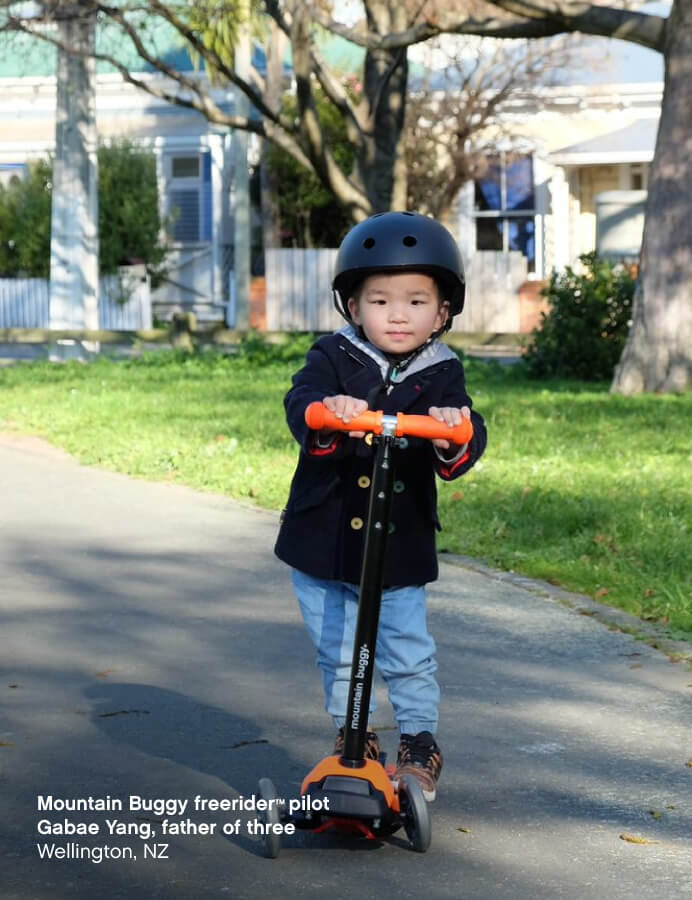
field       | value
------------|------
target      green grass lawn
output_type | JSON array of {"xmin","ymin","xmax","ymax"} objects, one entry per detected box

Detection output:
[{"xmin": 1, "ymin": 341, "xmax": 690, "ymax": 636}]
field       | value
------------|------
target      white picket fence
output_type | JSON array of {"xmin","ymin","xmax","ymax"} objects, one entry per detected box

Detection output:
[
  {"xmin": 0, "ymin": 268, "xmax": 152, "ymax": 330},
  {"xmin": 265, "ymin": 248, "xmax": 342, "ymax": 332},
  {"xmin": 265, "ymin": 248, "xmax": 527, "ymax": 333}
]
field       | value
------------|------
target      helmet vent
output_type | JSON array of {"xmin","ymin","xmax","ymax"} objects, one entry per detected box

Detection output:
[
  {"xmin": 402, "ymin": 235, "xmax": 417, "ymax": 247},
  {"xmin": 362, "ymin": 237, "xmax": 376, "ymax": 249}
]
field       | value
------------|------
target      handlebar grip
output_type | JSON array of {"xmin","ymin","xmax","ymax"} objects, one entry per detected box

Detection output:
[
  {"xmin": 305, "ymin": 402, "xmax": 383, "ymax": 434},
  {"xmin": 305, "ymin": 402, "xmax": 473, "ymax": 444},
  {"xmin": 396, "ymin": 413, "xmax": 473, "ymax": 445}
]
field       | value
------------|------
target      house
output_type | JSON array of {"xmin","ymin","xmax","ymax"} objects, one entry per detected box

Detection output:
[
  {"xmin": 0, "ymin": 31, "xmax": 240, "ymax": 325},
  {"xmin": 0, "ymin": 28, "xmax": 662, "ymax": 334},
  {"xmin": 449, "ymin": 37, "xmax": 661, "ymax": 333}
]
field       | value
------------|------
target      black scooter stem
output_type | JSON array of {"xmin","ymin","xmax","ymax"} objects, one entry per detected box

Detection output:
[{"xmin": 340, "ymin": 434, "xmax": 396, "ymax": 766}]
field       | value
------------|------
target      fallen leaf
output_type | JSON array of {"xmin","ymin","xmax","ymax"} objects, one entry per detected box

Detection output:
[
  {"xmin": 649, "ymin": 809, "xmax": 663, "ymax": 820},
  {"xmin": 630, "ymin": 663, "xmax": 643, "ymax": 669},
  {"xmin": 619, "ymin": 833, "xmax": 660, "ymax": 845},
  {"xmin": 215, "ymin": 434, "xmax": 228, "ymax": 442},
  {"xmin": 457, "ymin": 826, "xmax": 472, "ymax": 833},
  {"xmin": 94, "ymin": 669, "xmax": 117, "ymax": 679},
  {"xmin": 595, "ymin": 588, "xmax": 609, "ymax": 598},
  {"xmin": 521, "ymin": 485, "xmax": 531, "ymax": 496},
  {"xmin": 451, "ymin": 491, "xmax": 464, "ymax": 501},
  {"xmin": 686, "ymin": 760, "xmax": 692, "ymax": 768},
  {"xmin": 0, "ymin": 741, "xmax": 13, "ymax": 747}
]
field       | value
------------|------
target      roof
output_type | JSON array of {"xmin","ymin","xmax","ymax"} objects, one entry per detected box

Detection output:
[{"xmin": 549, "ymin": 118, "xmax": 659, "ymax": 165}]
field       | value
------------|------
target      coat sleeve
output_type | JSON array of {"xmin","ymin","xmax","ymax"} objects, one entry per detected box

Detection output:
[
  {"xmin": 284, "ymin": 338, "xmax": 353, "ymax": 459},
  {"xmin": 432, "ymin": 360, "xmax": 487, "ymax": 481}
]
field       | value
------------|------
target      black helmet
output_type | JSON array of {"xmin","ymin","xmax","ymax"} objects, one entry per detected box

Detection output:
[{"xmin": 332, "ymin": 211, "xmax": 465, "ymax": 322}]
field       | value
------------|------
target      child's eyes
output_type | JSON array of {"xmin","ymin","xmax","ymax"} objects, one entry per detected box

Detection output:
[{"xmin": 366, "ymin": 297, "xmax": 430, "ymax": 306}]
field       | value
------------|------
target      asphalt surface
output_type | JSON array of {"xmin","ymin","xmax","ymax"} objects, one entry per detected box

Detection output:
[{"xmin": 1, "ymin": 432, "xmax": 690, "ymax": 900}]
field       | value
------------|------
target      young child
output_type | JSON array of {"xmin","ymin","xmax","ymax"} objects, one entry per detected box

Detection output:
[{"xmin": 275, "ymin": 212, "xmax": 486, "ymax": 801}]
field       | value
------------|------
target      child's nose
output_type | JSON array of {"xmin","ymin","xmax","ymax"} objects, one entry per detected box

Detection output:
[{"xmin": 389, "ymin": 304, "xmax": 408, "ymax": 321}]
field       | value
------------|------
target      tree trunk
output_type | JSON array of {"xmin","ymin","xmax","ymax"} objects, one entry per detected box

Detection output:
[
  {"xmin": 49, "ymin": 8, "xmax": 99, "ymax": 337},
  {"xmin": 357, "ymin": 2, "xmax": 409, "ymax": 212},
  {"xmin": 611, "ymin": 0, "xmax": 692, "ymax": 393},
  {"xmin": 259, "ymin": 22, "xmax": 286, "ymax": 251}
]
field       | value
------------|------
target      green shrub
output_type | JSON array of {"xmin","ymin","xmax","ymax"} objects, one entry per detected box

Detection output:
[
  {"xmin": 97, "ymin": 140, "xmax": 168, "ymax": 285},
  {"xmin": 523, "ymin": 253, "xmax": 635, "ymax": 381},
  {"xmin": 0, "ymin": 159, "xmax": 53, "ymax": 277},
  {"xmin": 234, "ymin": 331, "xmax": 317, "ymax": 365},
  {"xmin": 0, "ymin": 143, "xmax": 168, "ymax": 282}
]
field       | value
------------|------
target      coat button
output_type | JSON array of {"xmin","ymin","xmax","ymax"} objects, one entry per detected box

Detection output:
[
  {"xmin": 393, "ymin": 480, "xmax": 405, "ymax": 493},
  {"xmin": 358, "ymin": 475, "xmax": 371, "ymax": 488},
  {"xmin": 350, "ymin": 517, "xmax": 364, "ymax": 530}
]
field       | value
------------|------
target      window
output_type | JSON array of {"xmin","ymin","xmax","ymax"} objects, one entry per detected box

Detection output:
[
  {"xmin": 473, "ymin": 154, "xmax": 535, "ymax": 271},
  {"xmin": 629, "ymin": 164, "xmax": 648, "ymax": 191},
  {"xmin": 166, "ymin": 151, "xmax": 212, "ymax": 244},
  {"xmin": 0, "ymin": 163, "xmax": 27, "ymax": 189}
]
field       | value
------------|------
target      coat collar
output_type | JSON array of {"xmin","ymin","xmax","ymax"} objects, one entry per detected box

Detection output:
[{"xmin": 338, "ymin": 324, "xmax": 457, "ymax": 384}]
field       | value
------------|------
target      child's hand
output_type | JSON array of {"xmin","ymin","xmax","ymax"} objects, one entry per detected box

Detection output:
[
  {"xmin": 428, "ymin": 405, "xmax": 471, "ymax": 451},
  {"xmin": 322, "ymin": 395, "xmax": 369, "ymax": 438}
]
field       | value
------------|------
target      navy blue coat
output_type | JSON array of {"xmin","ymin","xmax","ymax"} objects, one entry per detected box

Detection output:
[{"xmin": 274, "ymin": 332, "xmax": 487, "ymax": 587}]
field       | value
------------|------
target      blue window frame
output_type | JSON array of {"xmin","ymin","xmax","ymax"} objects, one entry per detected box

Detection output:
[
  {"xmin": 167, "ymin": 151, "xmax": 212, "ymax": 244},
  {"xmin": 474, "ymin": 154, "xmax": 535, "ymax": 271}
]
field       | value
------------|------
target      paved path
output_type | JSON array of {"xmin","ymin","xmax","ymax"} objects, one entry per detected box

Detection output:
[{"xmin": 1, "ymin": 434, "xmax": 690, "ymax": 899}]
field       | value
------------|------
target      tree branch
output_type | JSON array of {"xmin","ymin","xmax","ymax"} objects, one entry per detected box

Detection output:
[
  {"xmin": 290, "ymin": 4, "xmax": 370, "ymax": 218},
  {"xmin": 309, "ymin": 44, "xmax": 367, "ymax": 148},
  {"xmin": 94, "ymin": 2, "xmax": 294, "ymax": 130},
  {"xmin": 309, "ymin": 0, "xmax": 666, "ymax": 52},
  {"xmin": 3, "ymin": 13, "xmax": 316, "ymax": 174}
]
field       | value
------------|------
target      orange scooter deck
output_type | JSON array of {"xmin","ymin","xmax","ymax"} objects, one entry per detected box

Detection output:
[{"xmin": 301, "ymin": 755, "xmax": 400, "ymax": 815}]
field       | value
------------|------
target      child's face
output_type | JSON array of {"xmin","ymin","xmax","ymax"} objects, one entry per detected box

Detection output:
[{"xmin": 347, "ymin": 272, "xmax": 448, "ymax": 355}]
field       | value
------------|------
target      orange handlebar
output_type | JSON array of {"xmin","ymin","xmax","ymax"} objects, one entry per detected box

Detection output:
[{"xmin": 305, "ymin": 402, "xmax": 473, "ymax": 445}]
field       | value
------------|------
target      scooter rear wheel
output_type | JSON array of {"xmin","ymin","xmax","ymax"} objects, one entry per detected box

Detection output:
[
  {"xmin": 399, "ymin": 774, "xmax": 431, "ymax": 852},
  {"xmin": 257, "ymin": 777, "xmax": 281, "ymax": 859}
]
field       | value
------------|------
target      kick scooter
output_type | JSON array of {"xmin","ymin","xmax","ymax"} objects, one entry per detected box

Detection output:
[{"xmin": 258, "ymin": 402, "xmax": 473, "ymax": 857}]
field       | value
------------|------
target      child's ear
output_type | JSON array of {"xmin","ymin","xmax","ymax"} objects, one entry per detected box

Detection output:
[
  {"xmin": 347, "ymin": 297, "xmax": 361, "ymax": 324},
  {"xmin": 436, "ymin": 302, "xmax": 450, "ymax": 331}
]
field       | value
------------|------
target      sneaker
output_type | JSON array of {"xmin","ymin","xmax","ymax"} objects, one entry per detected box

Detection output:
[
  {"xmin": 394, "ymin": 731, "xmax": 443, "ymax": 801},
  {"xmin": 333, "ymin": 727, "xmax": 381, "ymax": 761}
]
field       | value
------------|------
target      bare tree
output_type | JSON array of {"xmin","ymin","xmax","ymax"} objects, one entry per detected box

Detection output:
[{"xmin": 404, "ymin": 34, "xmax": 578, "ymax": 219}]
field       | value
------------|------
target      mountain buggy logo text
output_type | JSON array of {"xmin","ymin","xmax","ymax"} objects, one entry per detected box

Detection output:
[{"xmin": 350, "ymin": 645, "xmax": 370, "ymax": 729}]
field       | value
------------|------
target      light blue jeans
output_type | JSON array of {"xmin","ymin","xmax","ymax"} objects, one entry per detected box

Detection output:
[{"xmin": 292, "ymin": 568, "xmax": 440, "ymax": 735}]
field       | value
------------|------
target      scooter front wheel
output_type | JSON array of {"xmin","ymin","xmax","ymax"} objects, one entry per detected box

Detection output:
[
  {"xmin": 399, "ymin": 775, "xmax": 431, "ymax": 852},
  {"xmin": 257, "ymin": 777, "xmax": 282, "ymax": 859}
]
